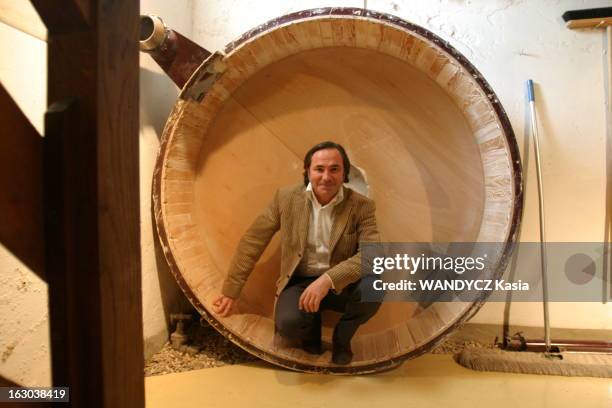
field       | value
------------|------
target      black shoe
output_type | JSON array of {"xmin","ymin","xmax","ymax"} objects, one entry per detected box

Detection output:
[
  {"xmin": 302, "ymin": 338, "xmax": 323, "ymax": 355},
  {"xmin": 332, "ymin": 343, "xmax": 353, "ymax": 365}
]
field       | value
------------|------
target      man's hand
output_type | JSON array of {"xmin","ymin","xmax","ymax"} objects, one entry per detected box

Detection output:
[
  {"xmin": 213, "ymin": 295, "xmax": 236, "ymax": 317},
  {"xmin": 299, "ymin": 275, "xmax": 333, "ymax": 313}
]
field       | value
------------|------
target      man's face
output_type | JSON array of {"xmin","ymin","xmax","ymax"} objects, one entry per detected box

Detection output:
[{"xmin": 307, "ymin": 148, "xmax": 345, "ymax": 205}]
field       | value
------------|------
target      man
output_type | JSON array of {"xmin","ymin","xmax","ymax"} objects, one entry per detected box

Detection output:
[{"xmin": 213, "ymin": 141, "xmax": 380, "ymax": 365}]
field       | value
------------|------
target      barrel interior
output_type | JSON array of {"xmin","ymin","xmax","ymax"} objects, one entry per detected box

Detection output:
[{"xmin": 158, "ymin": 15, "xmax": 517, "ymax": 372}]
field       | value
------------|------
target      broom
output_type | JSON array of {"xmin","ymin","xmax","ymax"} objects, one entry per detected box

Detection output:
[{"xmin": 456, "ymin": 8, "xmax": 612, "ymax": 377}]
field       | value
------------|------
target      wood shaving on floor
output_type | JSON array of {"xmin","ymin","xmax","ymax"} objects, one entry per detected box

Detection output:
[{"xmin": 144, "ymin": 322, "xmax": 493, "ymax": 376}]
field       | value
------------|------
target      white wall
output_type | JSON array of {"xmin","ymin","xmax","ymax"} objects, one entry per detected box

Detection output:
[
  {"xmin": 189, "ymin": 0, "xmax": 612, "ymax": 330},
  {"xmin": 0, "ymin": 248, "xmax": 50, "ymax": 386}
]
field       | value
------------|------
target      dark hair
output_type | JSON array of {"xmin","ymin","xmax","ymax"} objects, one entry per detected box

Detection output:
[{"xmin": 303, "ymin": 141, "xmax": 351, "ymax": 186}]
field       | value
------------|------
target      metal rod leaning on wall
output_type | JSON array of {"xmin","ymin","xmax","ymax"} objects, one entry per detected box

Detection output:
[{"xmin": 526, "ymin": 79, "xmax": 552, "ymax": 354}]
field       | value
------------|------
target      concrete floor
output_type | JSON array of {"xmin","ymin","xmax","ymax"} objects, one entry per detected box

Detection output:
[{"xmin": 145, "ymin": 354, "xmax": 611, "ymax": 408}]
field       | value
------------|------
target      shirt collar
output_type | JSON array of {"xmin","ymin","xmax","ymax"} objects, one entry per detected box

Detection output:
[{"xmin": 305, "ymin": 182, "xmax": 345, "ymax": 209}]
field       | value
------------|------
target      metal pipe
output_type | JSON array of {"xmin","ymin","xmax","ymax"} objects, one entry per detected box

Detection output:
[
  {"xmin": 512, "ymin": 340, "xmax": 612, "ymax": 354},
  {"xmin": 527, "ymin": 79, "xmax": 551, "ymax": 353},
  {"xmin": 524, "ymin": 339, "xmax": 612, "ymax": 353},
  {"xmin": 139, "ymin": 14, "xmax": 168, "ymax": 52},
  {"xmin": 503, "ymin": 332, "xmax": 612, "ymax": 353}
]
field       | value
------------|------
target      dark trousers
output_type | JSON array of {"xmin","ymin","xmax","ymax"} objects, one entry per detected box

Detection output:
[{"xmin": 274, "ymin": 275, "xmax": 380, "ymax": 346}]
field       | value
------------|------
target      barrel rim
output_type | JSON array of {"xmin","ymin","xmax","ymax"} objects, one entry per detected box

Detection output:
[{"xmin": 153, "ymin": 7, "xmax": 524, "ymax": 374}]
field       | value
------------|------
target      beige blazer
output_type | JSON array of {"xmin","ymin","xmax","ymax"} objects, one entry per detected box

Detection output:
[{"xmin": 221, "ymin": 183, "xmax": 379, "ymax": 299}]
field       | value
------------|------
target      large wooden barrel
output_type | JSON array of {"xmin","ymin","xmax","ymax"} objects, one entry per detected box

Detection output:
[{"xmin": 153, "ymin": 8, "xmax": 523, "ymax": 374}]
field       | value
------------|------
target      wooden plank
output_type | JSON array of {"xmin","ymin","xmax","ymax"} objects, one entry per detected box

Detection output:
[
  {"xmin": 30, "ymin": 0, "xmax": 89, "ymax": 33},
  {"xmin": 44, "ymin": 98, "xmax": 88, "ymax": 400},
  {"xmin": 0, "ymin": 0, "xmax": 46, "ymax": 40},
  {"xmin": 41, "ymin": 0, "xmax": 143, "ymax": 406},
  {"xmin": 0, "ymin": 83, "xmax": 44, "ymax": 277}
]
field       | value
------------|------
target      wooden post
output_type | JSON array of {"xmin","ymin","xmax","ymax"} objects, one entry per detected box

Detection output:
[{"xmin": 32, "ymin": 0, "xmax": 143, "ymax": 406}]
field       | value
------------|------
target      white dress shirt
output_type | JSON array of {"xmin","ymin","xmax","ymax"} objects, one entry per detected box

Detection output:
[{"xmin": 295, "ymin": 183, "xmax": 344, "ymax": 287}]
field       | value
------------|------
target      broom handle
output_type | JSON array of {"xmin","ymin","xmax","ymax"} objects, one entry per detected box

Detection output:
[{"xmin": 527, "ymin": 79, "xmax": 551, "ymax": 353}]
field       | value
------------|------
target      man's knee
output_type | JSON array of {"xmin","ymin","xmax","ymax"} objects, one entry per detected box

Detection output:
[
  {"xmin": 345, "ymin": 276, "xmax": 382, "ymax": 321},
  {"xmin": 275, "ymin": 312, "xmax": 301, "ymax": 337},
  {"xmin": 354, "ymin": 299, "xmax": 381, "ymax": 322},
  {"xmin": 346, "ymin": 275, "xmax": 378, "ymax": 299},
  {"xmin": 275, "ymin": 310, "xmax": 315, "ymax": 339}
]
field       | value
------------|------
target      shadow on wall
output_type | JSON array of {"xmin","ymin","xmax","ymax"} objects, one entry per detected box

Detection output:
[
  {"xmin": 140, "ymin": 65, "xmax": 196, "ymax": 346},
  {"xmin": 140, "ymin": 67, "xmax": 181, "ymax": 138},
  {"xmin": 0, "ymin": 83, "xmax": 44, "ymax": 278}
]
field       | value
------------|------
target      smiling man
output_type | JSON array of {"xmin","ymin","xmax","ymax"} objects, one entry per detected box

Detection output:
[{"xmin": 213, "ymin": 141, "xmax": 381, "ymax": 365}]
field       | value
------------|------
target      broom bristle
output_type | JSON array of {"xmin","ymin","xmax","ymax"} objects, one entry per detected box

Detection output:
[{"xmin": 454, "ymin": 348, "xmax": 612, "ymax": 378}]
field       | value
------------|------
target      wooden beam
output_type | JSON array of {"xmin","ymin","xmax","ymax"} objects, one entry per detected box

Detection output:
[
  {"xmin": 0, "ymin": 0, "xmax": 46, "ymax": 40},
  {"xmin": 0, "ymin": 83, "xmax": 45, "ymax": 278},
  {"xmin": 41, "ymin": 1, "xmax": 143, "ymax": 406},
  {"xmin": 30, "ymin": 0, "xmax": 89, "ymax": 34}
]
